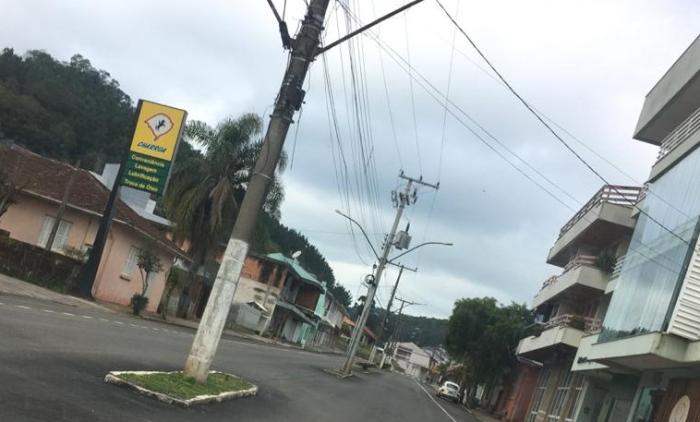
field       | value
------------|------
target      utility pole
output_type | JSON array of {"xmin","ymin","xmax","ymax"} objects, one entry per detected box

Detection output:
[
  {"xmin": 182, "ymin": 0, "xmax": 332, "ymax": 383},
  {"xmin": 183, "ymin": 0, "xmax": 427, "ymax": 383},
  {"xmin": 387, "ymin": 297, "xmax": 418, "ymax": 350},
  {"xmin": 45, "ymin": 159, "xmax": 80, "ymax": 251},
  {"xmin": 378, "ymin": 263, "xmax": 417, "ymax": 343},
  {"xmin": 340, "ymin": 172, "xmax": 437, "ymax": 376},
  {"xmin": 381, "ymin": 297, "xmax": 418, "ymax": 369}
]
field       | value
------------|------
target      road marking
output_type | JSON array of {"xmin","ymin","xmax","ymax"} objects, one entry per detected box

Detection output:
[
  {"xmin": 114, "ymin": 321, "xmax": 124, "ymax": 325},
  {"xmin": 0, "ymin": 301, "xmax": 4, "ymax": 305},
  {"xmin": 81, "ymin": 315, "xmax": 93, "ymax": 319},
  {"xmin": 99, "ymin": 318, "xmax": 109, "ymax": 322},
  {"xmin": 61, "ymin": 312, "xmax": 75, "ymax": 317},
  {"xmin": 16, "ymin": 305, "xmax": 31, "ymax": 310},
  {"xmin": 129, "ymin": 323, "xmax": 138, "ymax": 327},
  {"xmin": 43, "ymin": 309, "xmax": 56, "ymax": 313},
  {"xmin": 415, "ymin": 381, "xmax": 458, "ymax": 422},
  {"xmin": 152, "ymin": 327, "xmax": 159, "ymax": 331}
]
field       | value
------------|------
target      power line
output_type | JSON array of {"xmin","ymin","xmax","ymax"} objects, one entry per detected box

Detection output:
[
  {"xmin": 335, "ymin": 3, "xmax": 684, "ymax": 278},
  {"xmin": 404, "ymin": 12, "xmax": 423, "ymax": 175},
  {"xmin": 434, "ymin": 0, "xmax": 687, "ymax": 246}
]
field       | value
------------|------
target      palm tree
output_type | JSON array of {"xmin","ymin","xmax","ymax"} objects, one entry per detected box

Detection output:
[{"xmin": 164, "ymin": 113, "xmax": 285, "ymax": 318}]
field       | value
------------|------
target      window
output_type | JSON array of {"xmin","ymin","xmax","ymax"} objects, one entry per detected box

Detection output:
[
  {"xmin": 548, "ymin": 371, "xmax": 574, "ymax": 421},
  {"xmin": 122, "ymin": 246, "xmax": 140, "ymax": 279},
  {"xmin": 601, "ymin": 146, "xmax": 700, "ymax": 341},
  {"xmin": 37, "ymin": 216, "xmax": 72, "ymax": 252},
  {"xmin": 564, "ymin": 376, "xmax": 584, "ymax": 422},
  {"xmin": 527, "ymin": 366, "xmax": 550, "ymax": 422}
]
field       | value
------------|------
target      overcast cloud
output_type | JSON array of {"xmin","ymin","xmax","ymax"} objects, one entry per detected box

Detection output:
[{"xmin": 3, "ymin": 0, "xmax": 699, "ymax": 318}]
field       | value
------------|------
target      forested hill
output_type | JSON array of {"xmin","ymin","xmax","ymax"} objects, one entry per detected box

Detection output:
[
  {"xmin": 0, "ymin": 49, "xmax": 133, "ymax": 169},
  {"xmin": 0, "ymin": 48, "xmax": 352, "ymax": 308}
]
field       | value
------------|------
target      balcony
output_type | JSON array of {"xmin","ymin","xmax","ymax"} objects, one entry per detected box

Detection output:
[
  {"xmin": 571, "ymin": 334, "xmax": 608, "ymax": 372},
  {"xmin": 587, "ymin": 332, "xmax": 697, "ymax": 371},
  {"xmin": 547, "ymin": 185, "xmax": 640, "ymax": 267},
  {"xmin": 634, "ymin": 35, "xmax": 700, "ymax": 145},
  {"xmin": 532, "ymin": 255, "xmax": 610, "ymax": 308},
  {"xmin": 517, "ymin": 314, "xmax": 600, "ymax": 361}
]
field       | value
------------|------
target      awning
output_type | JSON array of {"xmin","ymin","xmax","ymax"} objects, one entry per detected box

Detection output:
[{"xmin": 275, "ymin": 300, "xmax": 315, "ymax": 325}]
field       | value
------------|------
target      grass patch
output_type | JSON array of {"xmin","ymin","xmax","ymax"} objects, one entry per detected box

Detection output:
[{"xmin": 117, "ymin": 372, "xmax": 253, "ymax": 400}]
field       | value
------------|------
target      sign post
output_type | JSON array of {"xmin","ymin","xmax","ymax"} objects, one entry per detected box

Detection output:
[
  {"xmin": 121, "ymin": 100, "xmax": 187, "ymax": 196},
  {"xmin": 77, "ymin": 99, "xmax": 186, "ymax": 298}
]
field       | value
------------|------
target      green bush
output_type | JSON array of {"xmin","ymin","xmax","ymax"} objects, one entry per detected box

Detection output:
[
  {"xmin": 595, "ymin": 252, "xmax": 616, "ymax": 273},
  {"xmin": 131, "ymin": 293, "xmax": 149, "ymax": 316}
]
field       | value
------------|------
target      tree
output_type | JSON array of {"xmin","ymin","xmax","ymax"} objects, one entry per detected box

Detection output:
[
  {"xmin": 445, "ymin": 297, "xmax": 533, "ymax": 405},
  {"xmin": 163, "ymin": 114, "xmax": 286, "ymax": 318},
  {"xmin": 0, "ymin": 49, "xmax": 133, "ymax": 170},
  {"xmin": 329, "ymin": 284, "xmax": 352, "ymax": 309},
  {"xmin": 159, "ymin": 269, "xmax": 183, "ymax": 320},
  {"xmin": 130, "ymin": 245, "xmax": 164, "ymax": 316}
]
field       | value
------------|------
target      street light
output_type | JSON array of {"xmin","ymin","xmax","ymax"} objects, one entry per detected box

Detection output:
[
  {"xmin": 335, "ymin": 209, "xmax": 380, "ymax": 260},
  {"xmin": 388, "ymin": 241, "xmax": 453, "ymax": 263}
]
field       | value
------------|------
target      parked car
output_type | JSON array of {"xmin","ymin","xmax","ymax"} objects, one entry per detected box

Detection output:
[{"xmin": 436, "ymin": 381, "xmax": 460, "ymax": 403}]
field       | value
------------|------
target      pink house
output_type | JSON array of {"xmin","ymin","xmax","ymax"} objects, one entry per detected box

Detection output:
[{"xmin": 0, "ymin": 145, "xmax": 187, "ymax": 312}]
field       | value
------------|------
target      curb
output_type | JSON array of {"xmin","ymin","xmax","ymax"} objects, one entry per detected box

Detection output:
[
  {"xmin": 105, "ymin": 370, "xmax": 258, "ymax": 407},
  {"xmin": 323, "ymin": 368, "xmax": 353, "ymax": 379}
]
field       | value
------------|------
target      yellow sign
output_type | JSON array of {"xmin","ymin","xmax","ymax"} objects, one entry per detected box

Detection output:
[{"xmin": 128, "ymin": 100, "xmax": 187, "ymax": 161}]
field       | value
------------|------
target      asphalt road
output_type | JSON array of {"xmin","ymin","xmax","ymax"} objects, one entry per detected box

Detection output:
[{"xmin": 0, "ymin": 293, "xmax": 479, "ymax": 422}]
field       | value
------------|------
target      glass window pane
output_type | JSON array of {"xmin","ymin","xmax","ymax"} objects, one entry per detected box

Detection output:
[{"xmin": 601, "ymin": 146, "xmax": 700, "ymax": 341}]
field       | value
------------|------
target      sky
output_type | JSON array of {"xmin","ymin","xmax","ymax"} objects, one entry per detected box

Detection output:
[{"xmin": 3, "ymin": 0, "xmax": 699, "ymax": 318}]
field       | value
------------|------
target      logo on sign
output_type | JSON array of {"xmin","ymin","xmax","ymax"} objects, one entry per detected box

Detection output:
[{"xmin": 145, "ymin": 113, "xmax": 174, "ymax": 140}]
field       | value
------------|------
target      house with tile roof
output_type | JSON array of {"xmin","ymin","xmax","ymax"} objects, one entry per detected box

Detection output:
[{"xmin": 0, "ymin": 144, "xmax": 187, "ymax": 313}]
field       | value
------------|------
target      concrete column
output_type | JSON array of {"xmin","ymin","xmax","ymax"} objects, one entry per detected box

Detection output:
[{"xmin": 183, "ymin": 238, "xmax": 248, "ymax": 382}]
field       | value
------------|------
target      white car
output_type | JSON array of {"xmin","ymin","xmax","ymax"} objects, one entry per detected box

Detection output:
[{"xmin": 436, "ymin": 381, "xmax": 460, "ymax": 403}]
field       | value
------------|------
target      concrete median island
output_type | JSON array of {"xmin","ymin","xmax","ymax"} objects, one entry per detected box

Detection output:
[{"xmin": 104, "ymin": 371, "xmax": 257, "ymax": 407}]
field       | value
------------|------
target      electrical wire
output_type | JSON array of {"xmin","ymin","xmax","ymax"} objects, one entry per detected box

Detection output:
[
  {"xmin": 433, "ymin": 0, "xmax": 688, "ymax": 246},
  {"xmin": 336, "ymin": 3, "xmax": 684, "ymax": 277},
  {"xmin": 404, "ymin": 12, "xmax": 423, "ymax": 175}
]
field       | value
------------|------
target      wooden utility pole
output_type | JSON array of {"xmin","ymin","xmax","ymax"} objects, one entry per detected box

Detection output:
[{"xmin": 378, "ymin": 263, "xmax": 417, "ymax": 343}]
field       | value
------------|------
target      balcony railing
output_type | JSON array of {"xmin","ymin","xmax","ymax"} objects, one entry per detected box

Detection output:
[
  {"xmin": 539, "ymin": 254, "xmax": 597, "ymax": 291},
  {"xmin": 657, "ymin": 106, "xmax": 700, "ymax": 162},
  {"xmin": 540, "ymin": 275, "xmax": 558, "ymax": 290},
  {"xmin": 558, "ymin": 185, "xmax": 642, "ymax": 239},
  {"xmin": 542, "ymin": 314, "xmax": 601, "ymax": 334},
  {"xmin": 563, "ymin": 254, "xmax": 597, "ymax": 272},
  {"xmin": 611, "ymin": 254, "xmax": 625, "ymax": 280}
]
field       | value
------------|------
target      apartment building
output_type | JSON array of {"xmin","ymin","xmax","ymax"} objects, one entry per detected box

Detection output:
[
  {"xmin": 579, "ymin": 35, "xmax": 700, "ymax": 421},
  {"xmin": 516, "ymin": 184, "xmax": 640, "ymax": 422}
]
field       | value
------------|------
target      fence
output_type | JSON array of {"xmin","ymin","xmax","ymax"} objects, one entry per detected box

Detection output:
[{"xmin": 0, "ymin": 233, "xmax": 83, "ymax": 293}]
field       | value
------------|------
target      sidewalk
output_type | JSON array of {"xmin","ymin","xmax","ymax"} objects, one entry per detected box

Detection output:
[
  {"xmin": 469, "ymin": 408, "xmax": 501, "ymax": 422},
  {"xmin": 0, "ymin": 271, "xmax": 344, "ymax": 356},
  {"xmin": 0, "ymin": 273, "xmax": 113, "ymax": 312}
]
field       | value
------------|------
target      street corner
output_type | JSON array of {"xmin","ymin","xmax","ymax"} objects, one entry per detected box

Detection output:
[{"xmin": 104, "ymin": 370, "xmax": 258, "ymax": 407}]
